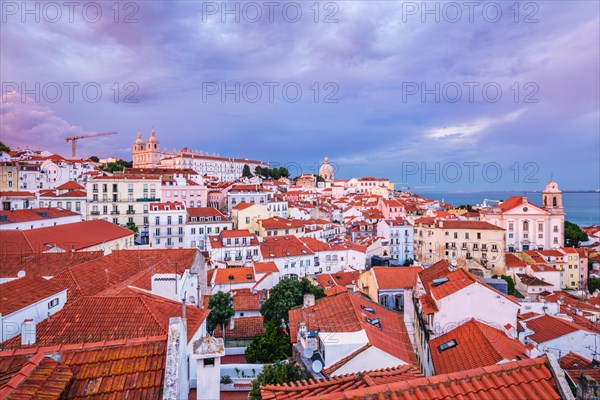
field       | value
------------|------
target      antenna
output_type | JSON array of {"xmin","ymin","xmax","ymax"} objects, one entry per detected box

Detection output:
[
  {"xmin": 303, "ymin": 348, "xmax": 314, "ymax": 358},
  {"xmin": 311, "ymin": 359, "xmax": 323, "ymax": 374}
]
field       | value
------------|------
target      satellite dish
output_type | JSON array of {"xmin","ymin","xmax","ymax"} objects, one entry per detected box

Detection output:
[
  {"xmin": 17, "ymin": 270, "xmax": 26, "ymax": 278},
  {"xmin": 312, "ymin": 360, "xmax": 323, "ymax": 374},
  {"xmin": 303, "ymin": 348, "xmax": 314, "ymax": 358}
]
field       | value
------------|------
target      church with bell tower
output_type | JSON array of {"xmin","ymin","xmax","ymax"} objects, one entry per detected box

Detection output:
[
  {"xmin": 480, "ymin": 178, "xmax": 565, "ymax": 252},
  {"xmin": 133, "ymin": 129, "xmax": 162, "ymax": 168}
]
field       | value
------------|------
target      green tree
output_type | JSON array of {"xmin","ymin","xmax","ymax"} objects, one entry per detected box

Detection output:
[
  {"xmin": 249, "ymin": 362, "xmax": 303, "ymax": 400},
  {"xmin": 242, "ymin": 164, "xmax": 254, "ymax": 178},
  {"xmin": 89, "ymin": 155, "xmax": 100, "ymax": 162},
  {"xmin": 565, "ymin": 221, "xmax": 588, "ymax": 247},
  {"xmin": 254, "ymin": 166, "xmax": 290, "ymax": 180},
  {"xmin": 207, "ymin": 291, "xmax": 235, "ymax": 335},
  {"xmin": 126, "ymin": 222, "xmax": 138, "ymax": 236},
  {"xmin": 246, "ymin": 322, "xmax": 292, "ymax": 363},
  {"xmin": 314, "ymin": 174, "xmax": 325, "ymax": 183},
  {"xmin": 403, "ymin": 258, "xmax": 414, "ymax": 266},
  {"xmin": 492, "ymin": 274, "xmax": 519, "ymax": 297},
  {"xmin": 588, "ymin": 277, "xmax": 600, "ymax": 294},
  {"xmin": 260, "ymin": 277, "xmax": 325, "ymax": 325},
  {"xmin": 101, "ymin": 159, "xmax": 133, "ymax": 173},
  {"xmin": 0, "ymin": 141, "xmax": 11, "ymax": 153}
]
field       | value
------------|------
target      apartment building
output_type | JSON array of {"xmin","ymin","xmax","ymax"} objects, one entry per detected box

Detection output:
[
  {"xmin": 87, "ymin": 175, "xmax": 162, "ymax": 244},
  {"xmin": 149, "ymin": 201, "xmax": 186, "ymax": 248},
  {"xmin": 185, "ymin": 207, "xmax": 233, "ymax": 250}
]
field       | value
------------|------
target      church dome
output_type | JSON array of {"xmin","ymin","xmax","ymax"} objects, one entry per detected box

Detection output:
[
  {"xmin": 134, "ymin": 132, "xmax": 143, "ymax": 145},
  {"xmin": 319, "ymin": 156, "xmax": 334, "ymax": 181},
  {"xmin": 146, "ymin": 128, "xmax": 160, "ymax": 144}
]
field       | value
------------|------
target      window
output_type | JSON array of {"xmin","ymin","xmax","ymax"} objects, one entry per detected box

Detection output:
[
  {"xmin": 204, "ymin": 358, "xmax": 215, "ymax": 366},
  {"xmin": 48, "ymin": 298, "xmax": 60, "ymax": 309},
  {"xmin": 523, "ymin": 221, "xmax": 529, "ymax": 231}
]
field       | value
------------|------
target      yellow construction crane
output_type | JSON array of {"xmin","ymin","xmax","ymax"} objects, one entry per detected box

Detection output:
[{"xmin": 64, "ymin": 132, "xmax": 117, "ymax": 159}]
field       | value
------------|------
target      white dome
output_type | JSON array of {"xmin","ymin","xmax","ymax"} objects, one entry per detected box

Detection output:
[{"xmin": 319, "ymin": 156, "xmax": 334, "ymax": 180}]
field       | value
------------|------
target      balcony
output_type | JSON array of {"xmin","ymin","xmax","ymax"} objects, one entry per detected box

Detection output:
[
  {"xmin": 224, "ymin": 256, "xmax": 232, "ymax": 261},
  {"xmin": 110, "ymin": 211, "xmax": 120, "ymax": 215},
  {"xmin": 235, "ymin": 256, "xmax": 243, "ymax": 261},
  {"xmin": 126, "ymin": 210, "xmax": 135, "ymax": 214},
  {"xmin": 91, "ymin": 211, "xmax": 100, "ymax": 215},
  {"xmin": 136, "ymin": 197, "xmax": 160, "ymax": 202}
]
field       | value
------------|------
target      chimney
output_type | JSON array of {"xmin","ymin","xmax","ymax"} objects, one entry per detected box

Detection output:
[
  {"xmin": 229, "ymin": 318, "xmax": 235, "ymax": 331},
  {"xmin": 439, "ymin": 220, "xmax": 443, "ymax": 228},
  {"xmin": 525, "ymin": 343, "xmax": 541, "ymax": 358},
  {"xmin": 21, "ymin": 319, "xmax": 36, "ymax": 346},
  {"xmin": 303, "ymin": 294, "xmax": 315, "ymax": 308}
]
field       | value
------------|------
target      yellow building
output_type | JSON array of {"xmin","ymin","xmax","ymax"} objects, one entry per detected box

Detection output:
[
  {"xmin": 231, "ymin": 202, "xmax": 271, "ymax": 230},
  {"xmin": 0, "ymin": 162, "xmax": 19, "ymax": 191},
  {"xmin": 414, "ymin": 218, "xmax": 505, "ymax": 272}
]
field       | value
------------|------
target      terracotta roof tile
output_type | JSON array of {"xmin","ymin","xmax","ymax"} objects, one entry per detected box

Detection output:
[
  {"xmin": 231, "ymin": 289, "xmax": 260, "ymax": 311},
  {"xmin": 261, "ymin": 364, "xmax": 423, "ymax": 400},
  {"xmin": 370, "ymin": 267, "xmax": 423, "ymax": 290},
  {"xmin": 429, "ymin": 319, "xmax": 528, "ymax": 374},
  {"xmin": 0, "ymin": 251, "xmax": 103, "ymax": 279},
  {"xmin": 214, "ymin": 317, "xmax": 264, "ymax": 339},
  {"xmin": 0, "ymin": 275, "xmax": 66, "ymax": 316},
  {"xmin": 261, "ymin": 236, "xmax": 314, "ymax": 259},
  {"xmin": 525, "ymin": 314, "xmax": 589, "ymax": 343},
  {"xmin": 0, "ymin": 208, "xmax": 80, "ymax": 224},
  {"xmin": 303, "ymin": 357, "xmax": 563, "ymax": 400},
  {"xmin": 213, "ymin": 267, "xmax": 255, "ymax": 284},
  {"xmin": 0, "ymin": 352, "xmax": 73, "ymax": 399},
  {"xmin": 289, "ymin": 292, "xmax": 416, "ymax": 365},
  {"xmin": 0, "ymin": 220, "xmax": 133, "ymax": 254},
  {"xmin": 1, "ymin": 291, "xmax": 208, "ymax": 349},
  {"xmin": 253, "ymin": 262, "xmax": 279, "ymax": 274}
]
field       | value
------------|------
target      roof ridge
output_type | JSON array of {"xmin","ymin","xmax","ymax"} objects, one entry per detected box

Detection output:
[{"xmin": 137, "ymin": 296, "xmax": 169, "ymax": 335}]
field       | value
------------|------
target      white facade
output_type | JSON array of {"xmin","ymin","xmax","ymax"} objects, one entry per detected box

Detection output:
[
  {"xmin": 377, "ymin": 219, "xmax": 414, "ymax": 265},
  {"xmin": 149, "ymin": 202, "xmax": 187, "ymax": 249},
  {"xmin": 0, "ymin": 288, "xmax": 67, "ymax": 342}
]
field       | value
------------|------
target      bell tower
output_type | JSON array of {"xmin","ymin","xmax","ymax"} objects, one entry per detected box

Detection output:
[
  {"xmin": 132, "ymin": 132, "xmax": 144, "ymax": 167},
  {"xmin": 542, "ymin": 178, "xmax": 563, "ymax": 214}
]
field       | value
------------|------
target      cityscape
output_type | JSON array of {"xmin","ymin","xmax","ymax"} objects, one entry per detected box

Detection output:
[{"xmin": 1, "ymin": 1, "xmax": 600, "ymax": 400}]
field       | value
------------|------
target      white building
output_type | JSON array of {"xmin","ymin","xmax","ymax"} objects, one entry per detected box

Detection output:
[
  {"xmin": 87, "ymin": 175, "xmax": 163, "ymax": 244},
  {"xmin": 207, "ymin": 229, "xmax": 261, "ymax": 266},
  {"xmin": 480, "ymin": 179, "xmax": 565, "ymax": 252},
  {"xmin": 186, "ymin": 208, "xmax": 233, "ymax": 251},
  {"xmin": 0, "ymin": 208, "xmax": 82, "ymax": 230},
  {"xmin": 149, "ymin": 201, "xmax": 187, "ymax": 248},
  {"xmin": 132, "ymin": 129, "xmax": 267, "ymax": 182},
  {"xmin": 260, "ymin": 235, "xmax": 315, "ymax": 279},
  {"xmin": 377, "ymin": 218, "xmax": 414, "ymax": 265},
  {"xmin": 0, "ymin": 275, "xmax": 68, "ymax": 342}
]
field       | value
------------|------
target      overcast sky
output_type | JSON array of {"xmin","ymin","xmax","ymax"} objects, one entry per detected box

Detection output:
[{"xmin": 1, "ymin": 1, "xmax": 598, "ymax": 190}]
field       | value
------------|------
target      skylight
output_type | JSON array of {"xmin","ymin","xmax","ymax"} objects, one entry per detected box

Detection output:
[
  {"xmin": 438, "ymin": 339, "xmax": 457, "ymax": 352},
  {"xmin": 432, "ymin": 278, "xmax": 449, "ymax": 287},
  {"xmin": 361, "ymin": 305, "xmax": 376, "ymax": 314}
]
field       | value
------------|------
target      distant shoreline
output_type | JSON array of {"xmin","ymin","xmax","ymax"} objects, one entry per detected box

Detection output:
[{"xmin": 415, "ymin": 190, "xmax": 599, "ymax": 194}]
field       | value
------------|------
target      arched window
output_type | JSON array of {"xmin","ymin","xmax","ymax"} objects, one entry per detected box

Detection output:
[
  {"xmin": 553, "ymin": 197, "xmax": 557, "ymax": 207},
  {"xmin": 523, "ymin": 220, "xmax": 529, "ymax": 231}
]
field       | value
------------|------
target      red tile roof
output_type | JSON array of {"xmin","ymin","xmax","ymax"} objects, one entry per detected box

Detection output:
[
  {"xmin": 214, "ymin": 316, "xmax": 264, "ymax": 339},
  {"xmin": 429, "ymin": 319, "xmax": 528, "ymax": 374},
  {"xmin": 0, "ymin": 352, "xmax": 73, "ymax": 399},
  {"xmin": 232, "ymin": 289, "xmax": 260, "ymax": 311},
  {"xmin": 259, "ymin": 217, "xmax": 306, "ymax": 230},
  {"xmin": 0, "ymin": 220, "xmax": 133, "ymax": 254},
  {"xmin": 371, "ymin": 267, "xmax": 423, "ymax": 290},
  {"xmin": 261, "ymin": 236, "xmax": 314, "ymax": 259},
  {"xmin": 0, "ymin": 251, "xmax": 103, "ymax": 279},
  {"xmin": 50, "ymin": 249, "xmax": 198, "ymax": 301},
  {"xmin": 253, "ymin": 262, "xmax": 279, "ymax": 274},
  {"xmin": 0, "ymin": 208, "xmax": 80, "ymax": 224},
  {"xmin": 517, "ymin": 274, "xmax": 554, "ymax": 287},
  {"xmin": 1, "ymin": 291, "xmax": 209, "ymax": 349},
  {"xmin": 187, "ymin": 207, "xmax": 228, "ymax": 219},
  {"xmin": 288, "ymin": 292, "xmax": 416, "ymax": 365},
  {"xmin": 506, "ymin": 253, "xmax": 528, "ymax": 267},
  {"xmin": 0, "ymin": 275, "xmax": 66, "ymax": 316},
  {"xmin": 0, "ymin": 191, "xmax": 35, "ymax": 198},
  {"xmin": 220, "ymin": 229, "xmax": 254, "ymax": 238},
  {"xmin": 56, "ymin": 181, "xmax": 85, "ymax": 190},
  {"xmin": 429, "ymin": 268, "xmax": 476, "ymax": 300},
  {"xmin": 418, "ymin": 259, "xmax": 452, "ymax": 289},
  {"xmin": 232, "ymin": 202, "xmax": 255, "ymax": 211},
  {"xmin": 0, "ymin": 336, "xmax": 167, "ymax": 400},
  {"xmin": 525, "ymin": 314, "xmax": 588, "ymax": 343},
  {"xmin": 213, "ymin": 267, "xmax": 255, "ymax": 284},
  {"xmin": 302, "ymin": 357, "xmax": 563, "ymax": 400},
  {"xmin": 434, "ymin": 220, "xmax": 504, "ymax": 230},
  {"xmin": 314, "ymin": 271, "xmax": 360, "ymax": 289},
  {"xmin": 261, "ymin": 364, "xmax": 423, "ymax": 400},
  {"xmin": 560, "ymin": 351, "xmax": 592, "ymax": 370}
]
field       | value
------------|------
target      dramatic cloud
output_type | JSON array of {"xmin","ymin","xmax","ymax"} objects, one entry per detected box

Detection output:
[{"xmin": 1, "ymin": 1, "xmax": 598, "ymax": 189}]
